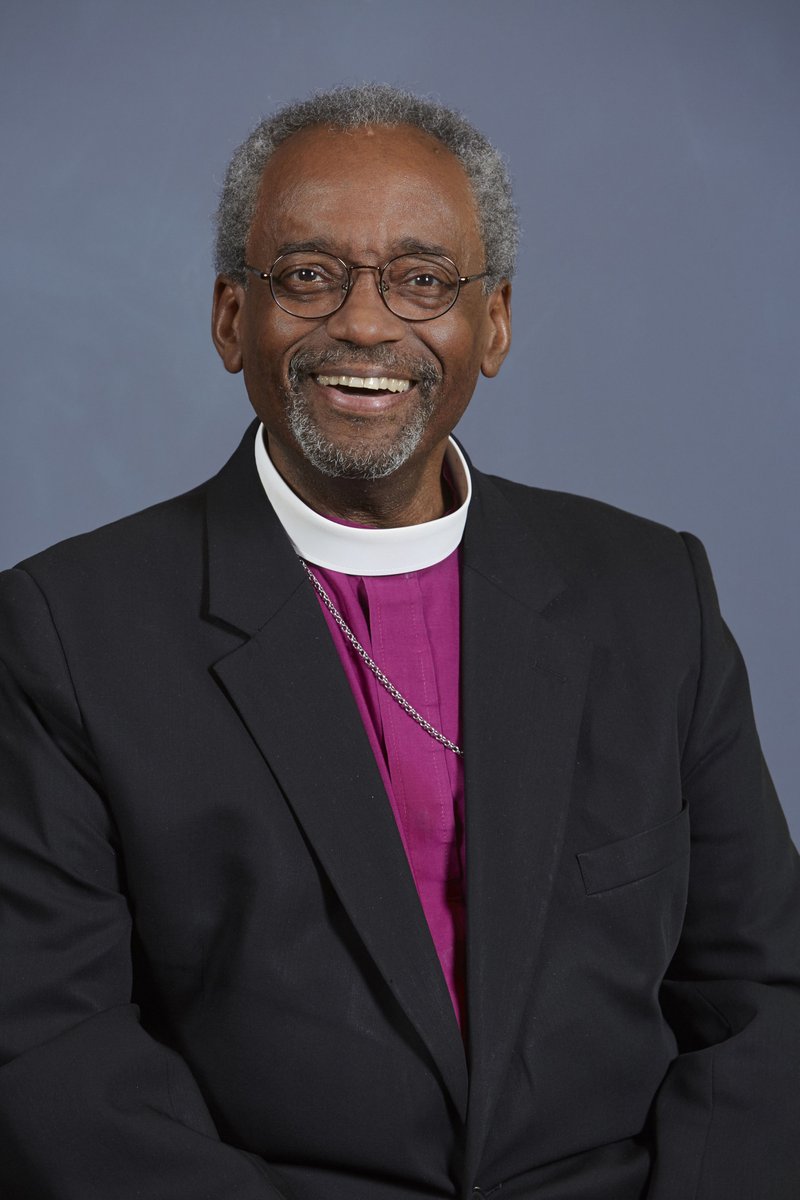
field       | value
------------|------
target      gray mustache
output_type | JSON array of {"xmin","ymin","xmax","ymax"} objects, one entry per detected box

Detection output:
[{"xmin": 288, "ymin": 347, "xmax": 440, "ymax": 393}]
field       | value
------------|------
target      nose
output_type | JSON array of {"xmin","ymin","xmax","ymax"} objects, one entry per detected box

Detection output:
[{"xmin": 324, "ymin": 265, "xmax": 406, "ymax": 346}]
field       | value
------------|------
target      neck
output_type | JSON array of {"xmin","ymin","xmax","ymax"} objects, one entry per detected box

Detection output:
[{"xmin": 266, "ymin": 436, "xmax": 451, "ymax": 528}]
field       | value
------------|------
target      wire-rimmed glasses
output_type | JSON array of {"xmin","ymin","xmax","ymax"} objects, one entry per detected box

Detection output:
[{"xmin": 244, "ymin": 251, "xmax": 487, "ymax": 322}]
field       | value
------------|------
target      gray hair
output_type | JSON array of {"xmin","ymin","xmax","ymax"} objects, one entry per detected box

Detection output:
[{"xmin": 213, "ymin": 83, "xmax": 518, "ymax": 291}]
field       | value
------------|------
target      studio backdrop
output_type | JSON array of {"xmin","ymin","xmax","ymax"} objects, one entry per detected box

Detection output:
[{"xmin": 1, "ymin": 0, "xmax": 797, "ymax": 836}]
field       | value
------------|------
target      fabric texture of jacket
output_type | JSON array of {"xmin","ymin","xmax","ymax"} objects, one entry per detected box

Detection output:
[{"xmin": 1, "ymin": 422, "xmax": 798, "ymax": 1199}]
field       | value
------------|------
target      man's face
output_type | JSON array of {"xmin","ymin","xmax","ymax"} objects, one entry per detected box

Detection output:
[{"xmin": 213, "ymin": 124, "xmax": 511, "ymax": 488}]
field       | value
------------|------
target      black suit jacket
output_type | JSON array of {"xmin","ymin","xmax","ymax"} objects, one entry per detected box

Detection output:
[{"xmin": 1, "ymin": 424, "xmax": 798, "ymax": 1200}]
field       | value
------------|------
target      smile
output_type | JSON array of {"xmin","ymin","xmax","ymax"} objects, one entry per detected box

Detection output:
[{"xmin": 314, "ymin": 374, "xmax": 412, "ymax": 394}]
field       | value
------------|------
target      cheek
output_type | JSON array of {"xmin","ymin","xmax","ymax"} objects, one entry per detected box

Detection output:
[
  {"xmin": 427, "ymin": 324, "xmax": 486, "ymax": 395},
  {"xmin": 241, "ymin": 311, "xmax": 304, "ymax": 385},
  {"xmin": 427, "ymin": 303, "xmax": 490, "ymax": 367}
]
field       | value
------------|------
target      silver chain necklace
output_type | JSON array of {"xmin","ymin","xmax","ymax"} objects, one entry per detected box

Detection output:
[{"xmin": 300, "ymin": 559, "xmax": 463, "ymax": 757}]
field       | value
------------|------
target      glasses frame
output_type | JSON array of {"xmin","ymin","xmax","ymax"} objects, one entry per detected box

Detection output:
[{"xmin": 243, "ymin": 252, "xmax": 488, "ymax": 322}]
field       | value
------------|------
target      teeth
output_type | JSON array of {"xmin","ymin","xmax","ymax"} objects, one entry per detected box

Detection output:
[{"xmin": 315, "ymin": 374, "xmax": 411, "ymax": 393}]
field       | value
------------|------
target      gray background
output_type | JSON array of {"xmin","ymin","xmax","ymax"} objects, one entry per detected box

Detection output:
[{"xmin": 1, "ymin": 1, "xmax": 797, "ymax": 837}]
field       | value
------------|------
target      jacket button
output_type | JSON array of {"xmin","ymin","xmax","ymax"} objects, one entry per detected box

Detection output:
[{"xmin": 473, "ymin": 1190, "xmax": 484, "ymax": 1198}]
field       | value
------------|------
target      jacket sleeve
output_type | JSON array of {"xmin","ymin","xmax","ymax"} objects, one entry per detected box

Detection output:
[
  {"xmin": 0, "ymin": 567, "xmax": 290, "ymax": 1200},
  {"xmin": 645, "ymin": 534, "xmax": 800, "ymax": 1200}
]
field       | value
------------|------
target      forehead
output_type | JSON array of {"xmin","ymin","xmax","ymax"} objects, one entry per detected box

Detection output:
[{"xmin": 248, "ymin": 124, "xmax": 483, "ymax": 263}]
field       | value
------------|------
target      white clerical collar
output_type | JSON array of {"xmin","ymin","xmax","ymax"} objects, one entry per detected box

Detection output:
[{"xmin": 254, "ymin": 424, "xmax": 471, "ymax": 576}]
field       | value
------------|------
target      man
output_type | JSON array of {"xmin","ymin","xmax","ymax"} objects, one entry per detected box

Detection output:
[{"xmin": 0, "ymin": 84, "xmax": 798, "ymax": 1200}]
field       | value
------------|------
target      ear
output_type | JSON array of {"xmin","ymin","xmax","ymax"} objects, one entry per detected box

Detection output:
[
  {"xmin": 211, "ymin": 276, "xmax": 245, "ymax": 374},
  {"xmin": 480, "ymin": 281, "xmax": 512, "ymax": 378}
]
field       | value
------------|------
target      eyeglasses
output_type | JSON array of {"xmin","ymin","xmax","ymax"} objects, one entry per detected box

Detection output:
[{"xmin": 244, "ymin": 251, "xmax": 487, "ymax": 322}]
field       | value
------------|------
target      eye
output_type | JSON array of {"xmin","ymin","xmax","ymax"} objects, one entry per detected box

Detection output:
[
  {"xmin": 273, "ymin": 259, "xmax": 341, "ymax": 293},
  {"xmin": 385, "ymin": 255, "xmax": 458, "ymax": 297},
  {"xmin": 392, "ymin": 264, "xmax": 449, "ymax": 289},
  {"xmin": 288, "ymin": 267, "xmax": 324, "ymax": 284},
  {"xmin": 407, "ymin": 272, "xmax": 443, "ymax": 289}
]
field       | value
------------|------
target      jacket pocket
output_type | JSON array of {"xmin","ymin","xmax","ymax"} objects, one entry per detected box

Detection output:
[{"xmin": 577, "ymin": 804, "xmax": 689, "ymax": 895}]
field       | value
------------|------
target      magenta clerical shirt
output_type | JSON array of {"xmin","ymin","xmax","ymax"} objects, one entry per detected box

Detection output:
[{"xmin": 254, "ymin": 428, "xmax": 468, "ymax": 1030}]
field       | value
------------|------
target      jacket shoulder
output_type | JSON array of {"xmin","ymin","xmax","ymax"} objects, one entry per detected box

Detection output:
[
  {"xmin": 11, "ymin": 423, "xmax": 262, "ymax": 594},
  {"xmin": 7, "ymin": 483, "xmax": 209, "ymax": 608},
  {"xmin": 482, "ymin": 471, "xmax": 694, "ymax": 580}
]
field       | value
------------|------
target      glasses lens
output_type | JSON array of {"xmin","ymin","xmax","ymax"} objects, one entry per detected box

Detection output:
[
  {"xmin": 382, "ymin": 255, "xmax": 459, "ymax": 319},
  {"xmin": 270, "ymin": 252, "xmax": 348, "ymax": 317}
]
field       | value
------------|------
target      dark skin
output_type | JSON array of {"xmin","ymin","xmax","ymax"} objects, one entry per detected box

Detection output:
[{"xmin": 212, "ymin": 124, "xmax": 511, "ymax": 527}]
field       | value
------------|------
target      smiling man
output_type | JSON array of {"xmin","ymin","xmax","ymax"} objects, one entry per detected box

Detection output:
[
  {"xmin": 213, "ymin": 117, "xmax": 510, "ymax": 527},
  {"xmin": 1, "ymin": 85, "xmax": 798, "ymax": 1200}
]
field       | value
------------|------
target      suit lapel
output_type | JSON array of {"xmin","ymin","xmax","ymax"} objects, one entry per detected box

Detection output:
[
  {"xmin": 460, "ymin": 470, "xmax": 593, "ymax": 1161},
  {"xmin": 201, "ymin": 429, "xmax": 591, "ymax": 1137},
  {"xmin": 203, "ymin": 427, "xmax": 468, "ymax": 1117}
]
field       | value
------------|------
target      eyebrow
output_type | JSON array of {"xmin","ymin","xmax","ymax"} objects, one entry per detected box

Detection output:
[
  {"xmin": 273, "ymin": 238, "xmax": 457, "ymax": 260},
  {"xmin": 274, "ymin": 240, "xmax": 338, "ymax": 256},
  {"xmin": 393, "ymin": 238, "xmax": 454, "ymax": 258}
]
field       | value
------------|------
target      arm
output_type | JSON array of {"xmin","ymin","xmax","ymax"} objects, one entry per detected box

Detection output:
[
  {"xmin": 0, "ymin": 568, "xmax": 290, "ymax": 1199},
  {"xmin": 646, "ymin": 534, "xmax": 800, "ymax": 1199}
]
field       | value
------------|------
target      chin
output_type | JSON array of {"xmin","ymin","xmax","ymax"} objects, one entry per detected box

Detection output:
[{"xmin": 285, "ymin": 394, "xmax": 434, "ymax": 481}]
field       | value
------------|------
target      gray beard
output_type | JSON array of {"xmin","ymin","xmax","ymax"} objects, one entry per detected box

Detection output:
[{"xmin": 285, "ymin": 350, "xmax": 440, "ymax": 481}]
